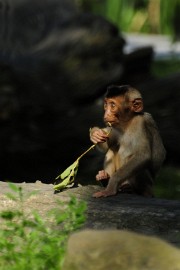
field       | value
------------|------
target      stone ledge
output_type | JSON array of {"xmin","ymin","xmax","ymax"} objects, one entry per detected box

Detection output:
[{"xmin": 0, "ymin": 181, "xmax": 180, "ymax": 247}]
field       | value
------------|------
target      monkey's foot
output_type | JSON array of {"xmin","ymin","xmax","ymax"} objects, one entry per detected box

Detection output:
[{"xmin": 92, "ymin": 190, "xmax": 116, "ymax": 198}]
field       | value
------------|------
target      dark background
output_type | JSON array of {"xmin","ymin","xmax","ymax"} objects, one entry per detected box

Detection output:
[{"xmin": 0, "ymin": 0, "xmax": 180, "ymax": 190}]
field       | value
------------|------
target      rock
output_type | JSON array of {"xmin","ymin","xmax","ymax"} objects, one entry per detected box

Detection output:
[
  {"xmin": 122, "ymin": 46, "xmax": 154, "ymax": 83},
  {"xmin": 0, "ymin": 182, "xmax": 180, "ymax": 247},
  {"xmin": 63, "ymin": 230, "xmax": 180, "ymax": 270}
]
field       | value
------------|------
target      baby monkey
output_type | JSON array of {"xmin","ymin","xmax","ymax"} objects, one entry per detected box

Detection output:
[{"xmin": 90, "ymin": 85, "xmax": 166, "ymax": 198}]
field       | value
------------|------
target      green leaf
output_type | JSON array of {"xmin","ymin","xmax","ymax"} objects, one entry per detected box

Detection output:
[
  {"xmin": 8, "ymin": 182, "xmax": 20, "ymax": 192},
  {"xmin": 5, "ymin": 192, "xmax": 18, "ymax": 201},
  {"xmin": 54, "ymin": 160, "xmax": 79, "ymax": 191},
  {"xmin": 55, "ymin": 160, "xmax": 79, "ymax": 180},
  {"xmin": 0, "ymin": 210, "xmax": 18, "ymax": 220}
]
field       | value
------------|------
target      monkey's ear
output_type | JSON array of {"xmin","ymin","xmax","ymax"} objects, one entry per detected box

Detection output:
[{"xmin": 132, "ymin": 98, "xmax": 143, "ymax": 113}]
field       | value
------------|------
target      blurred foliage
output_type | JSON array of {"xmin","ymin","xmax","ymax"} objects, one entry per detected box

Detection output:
[
  {"xmin": 155, "ymin": 167, "xmax": 180, "ymax": 200},
  {"xmin": 77, "ymin": 0, "xmax": 180, "ymax": 40},
  {"xmin": 0, "ymin": 183, "xmax": 86, "ymax": 270}
]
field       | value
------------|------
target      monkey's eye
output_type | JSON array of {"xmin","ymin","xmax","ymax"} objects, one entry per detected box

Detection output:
[
  {"xmin": 104, "ymin": 101, "xmax": 116, "ymax": 111},
  {"xmin": 110, "ymin": 102, "xmax": 116, "ymax": 110}
]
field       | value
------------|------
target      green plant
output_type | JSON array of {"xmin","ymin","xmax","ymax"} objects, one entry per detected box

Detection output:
[
  {"xmin": 0, "ymin": 183, "xmax": 86, "ymax": 270},
  {"xmin": 78, "ymin": 0, "xmax": 180, "ymax": 38}
]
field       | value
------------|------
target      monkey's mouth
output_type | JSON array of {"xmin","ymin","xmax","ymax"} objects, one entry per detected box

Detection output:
[{"xmin": 104, "ymin": 121, "xmax": 114, "ymax": 127}]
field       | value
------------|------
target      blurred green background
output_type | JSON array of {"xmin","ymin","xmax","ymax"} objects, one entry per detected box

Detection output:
[
  {"xmin": 77, "ymin": 0, "xmax": 180, "ymax": 108},
  {"xmin": 78, "ymin": 0, "xmax": 180, "ymax": 39},
  {"xmin": 78, "ymin": 0, "xmax": 180, "ymax": 77}
]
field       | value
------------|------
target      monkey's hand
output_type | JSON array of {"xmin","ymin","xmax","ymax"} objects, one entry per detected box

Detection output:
[
  {"xmin": 89, "ymin": 127, "xmax": 108, "ymax": 144},
  {"xmin": 96, "ymin": 170, "xmax": 110, "ymax": 181}
]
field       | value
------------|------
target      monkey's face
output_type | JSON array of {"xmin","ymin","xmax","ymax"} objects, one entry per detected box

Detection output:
[{"xmin": 103, "ymin": 96, "xmax": 130, "ymax": 126}]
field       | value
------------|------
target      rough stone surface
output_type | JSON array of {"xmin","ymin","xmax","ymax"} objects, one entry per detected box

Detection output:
[
  {"xmin": 63, "ymin": 230, "xmax": 180, "ymax": 270},
  {"xmin": 1, "ymin": 181, "xmax": 180, "ymax": 247}
]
